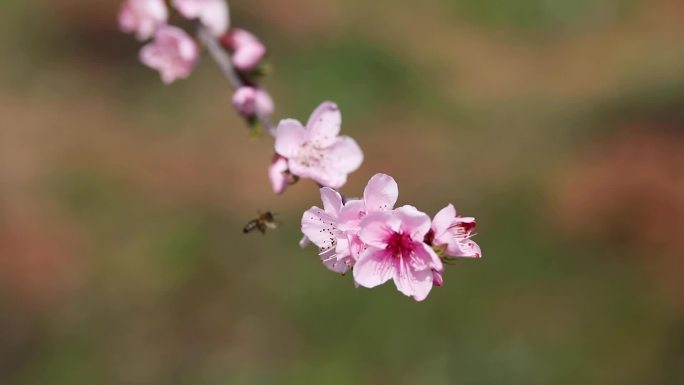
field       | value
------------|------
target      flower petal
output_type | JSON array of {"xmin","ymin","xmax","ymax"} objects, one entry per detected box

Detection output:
[
  {"xmin": 415, "ymin": 242, "xmax": 443, "ymax": 271},
  {"xmin": 394, "ymin": 205, "xmax": 432, "ymax": 240},
  {"xmin": 268, "ymin": 155, "xmax": 289, "ymax": 195},
  {"xmin": 393, "ymin": 259, "xmax": 434, "ymax": 301},
  {"xmin": 254, "ymin": 88, "xmax": 274, "ymax": 117},
  {"xmin": 198, "ymin": 0, "xmax": 229, "ymax": 36},
  {"xmin": 358, "ymin": 211, "xmax": 396, "ymax": 249},
  {"xmin": 274, "ymin": 119, "xmax": 306, "ymax": 158},
  {"xmin": 432, "ymin": 270, "xmax": 444, "ymax": 287},
  {"xmin": 353, "ymin": 248, "xmax": 395, "ymax": 288},
  {"xmin": 119, "ymin": 0, "xmax": 168, "ymax": 41},
  {"xmin": 139, "ymin": 26, "xmax": 198, "ymax": 84},
  {"xmin": 229, "ymin": 29, "xmax": 266, "ymax": 71},
  {"xmin": 301, "ymin": 207, "xmax": 338, "ymax": 252},
  {"xmin": 172, "ymin": 0, "xmax": 229, "ymax": 36},
  {"xmin": 298, "ymin": 236, "xmax": 310, "ymax": 248},
  {"xmin": 446, "ymin": 239, "xmax": 482, "ymax": 258},
  {"xmin": 320, "ymin": 248, "xmax": 349, "ymax": 274},
  {"xmin": 363, "ymin": 173, "xmax": 398, "ymax": 212},
  {"xmin": 306, "ymin": 102, "xmax": 341, "ymax": 146},
  {"xmin": 327, "ymin": 136, "xmax": 363, "ymax": 174},
  {"xmin": 337, "ymin": 199, "xmax": 365, "ymax": 232},
  {"xmin": 431, "ymin": 204, "xmax": 456, "ymax": 240},
  {"xmin": 320, "ymin": 187, "xmax": 343, "ymax": 216},
  {"xmin": 288, "ymin": 161, "xmax": 347, "ymax": 189}
]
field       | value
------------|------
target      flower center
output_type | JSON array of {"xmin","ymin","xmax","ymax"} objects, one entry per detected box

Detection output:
[
  {"xmin": 385, "ymin": 232, "xmax": 414, "ymax": 259},
  {"xmin": 297, "ymin": 141, "xmax": 327, "ymax": 168},
  {"xmin": 449, "ymin": 220, "xmax": 476, "ymax": 239}
]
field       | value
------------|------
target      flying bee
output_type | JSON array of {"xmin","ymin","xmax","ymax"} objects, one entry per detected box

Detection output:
[{"xmin": 243, "ymin": 211, "xmax": 278, "ymax": 235}]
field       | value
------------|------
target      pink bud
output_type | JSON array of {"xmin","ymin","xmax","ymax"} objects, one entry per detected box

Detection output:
[
  {"xmin": 232, "ymin": 86, "xmax": 274, "ymax": 119},
  {"xmin": 172, "ymin": 0, "xmax": 229, "ymax": 36},
  {"xmin": 222, "ymin": 29, "xmax": 266, "ymax": 72},
  {"xmin": 269, "ymin": 154, "xmax": 291, "ymax": 195},
  {"xmin": 432, "ymin": 270, "xmax": 444, "ymax": 287},
  {"xmin": 118, "ymin": 0, "xmax": 168, "ymax": 41},
  {"xmin": 139, "ymin": 25, "xmax": 199, "ymax": 84}
]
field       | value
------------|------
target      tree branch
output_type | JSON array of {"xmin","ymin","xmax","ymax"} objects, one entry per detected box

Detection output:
[{"xmin": 196, "ymin": 25, "xmax": 277, "ymax": 138}]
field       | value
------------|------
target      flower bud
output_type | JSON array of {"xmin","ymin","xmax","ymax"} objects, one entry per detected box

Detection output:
[
  {"xmin": 232, "ymin": 86, "xmax": 274, "ymax": 119},
  {"xmin": 118, "ymin": 0, "xmax": 168, "ymax": 41},
  {"xmin": 269, "ymin": 154, "xmax": 294, "ymax": 195},
  {"xmin": 221, "ymin": 29, "xmax": 266, "ymax": 72},
  {"xmin": 432, "ymin": 270, "xmax": 444, "ymax": 287},
  {"xmin": 172, "ymin": 0, "xmax": 229, "ymax": 36},
  {"xmin": 139, "ymin": 25, "xmax": 199, "ymax": 84}
]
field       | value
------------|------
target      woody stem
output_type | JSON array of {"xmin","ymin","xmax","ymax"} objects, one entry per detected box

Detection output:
[{"xmin": 196, "ymin": 25, "xmax": 277, "ymax": 138}]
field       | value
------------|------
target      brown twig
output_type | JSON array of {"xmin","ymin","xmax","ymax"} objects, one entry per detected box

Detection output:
[{"xmin": 196, "ymin": 25, "xmax": 277, "ymax": 137}]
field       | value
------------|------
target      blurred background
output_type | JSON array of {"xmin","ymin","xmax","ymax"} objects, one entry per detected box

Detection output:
[{"xmin": 1, "ymin": 0, "xmax": 684, "ymax": 384}]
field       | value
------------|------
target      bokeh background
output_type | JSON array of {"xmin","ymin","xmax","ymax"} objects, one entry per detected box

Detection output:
[{"xmin": 1, "ymin": 0, "xmax": 684, "ymax": 384}]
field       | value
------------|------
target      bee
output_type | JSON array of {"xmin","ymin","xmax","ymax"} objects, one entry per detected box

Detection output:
[{"xmin": 243, "ymin": 211, "xmax": 278, "ymax": 235}]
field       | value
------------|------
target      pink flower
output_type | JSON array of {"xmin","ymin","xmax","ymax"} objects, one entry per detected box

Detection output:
[
  {"xmin": 221, "ymin": 29, "xmax": 266, "ymax": 72},
  {"xmin": 139, "ymin": 26, "xmax": 199, "ymax": 84},
  {"xmin": 118, "ymin": 0, "xmax": 168, "ymax": 41},
  {"xmin": 301, "ymin": 187, "xmax": 355, "ymax": 273},
  {"xmin": 275, "ymin": 102, "xmax": 363, "ymax": 188},
  {"xmin": 232, "ymin": 86, "xmax": 274, "ymax": 119},
  {"xmin": 301, "ymin": 173, "xmax": 481, "ymax": 299},
  {"xmin": 301, "ymin": 173, "xmax": 399, "ymax": 274},
  {"xmin": 429, "ymin": 204, "xmax": 481, "ymax": 258},
  {"xmin": 172, "ymin": 0, "xmax": 229, "ymax": 36},
  {"xmin": 353, "ymin": 206, "xmax": 444, "ymax": 301},
  {"xmin": 269, "ymin": 154, "xmax": 293, "ymax": 195}
]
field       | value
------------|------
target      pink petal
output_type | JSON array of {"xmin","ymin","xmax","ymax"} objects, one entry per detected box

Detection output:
[
  {"xmin": 233, "ymin": 86, "xmax": 274, "ymax": 118},
  {"xmin": 232, "ymin": 86, "xmax": 257, "ymax": 117},
  {"xmin": 320, "ymin": 187, "xmax": 343, "ymax": 216},
  {"xmin": 172, "ymin": 0, "xmax": 229, "ymax": 36},
  {"xmin": 415, "ymin": 242, "xmax": 443, "ymax": 272},
  {"xmin": 363, "ymin": 173, "xmax": 398, "ymax": 212},
  {"xmin": 358, "ymin": 211, "xmax": 398, "ymax": 248},
  {"xmin": 394, "ymin": 205, "xmax": 432, "ymax": 240},
  {"xmin": 446, "ymin": 240, "xmax": 482, "ymax": 259},
  {"xmin": 299, "ymin": 236, "xmax": 310, "ymax": 248},
  {"xmin": 432, "ymin": 270, "xmax": 444, "ymax": 287},
  {"xmin": 337, "ymin": 199, "xmax": 365, "ymax": 232},
  {"xmin": 431, "ymin": 204, "xmax": 456, "ymax": 240},
  {"xmin": 327, "ymin": 136, "xmax": 363, "ymax": 174},
  {"xmin": 268, "ymin": 155, "xmax": 289, "ymax": 195},
  {"xmin": 254, "ymin": 88, "xmax": 274, "ymax": 117},
  {"xmin": 301, "ymin": 207, "xmax": 338, "ymax": 252},
  {"xmin": 287, "ymin": 155, "xmax": 353, "ymax": 189},
  {"xmin": 334, "ymin": 237, "xmax": 356, "ymax": 267},
  {"xmin": 353, "ymin": 248, "xmax": 395, "ymax": 288},
  {"xmin": 197, "ymin": 0, "xmax": 229, "ymax": 36},
  {"xmin": 139, "ymin": 26, "xmax": 198, "ymax": 84},
  {"xmin": 274, "ymin": 119, "xmax": 306, "ymax": 158},
  {"xmin": 288, "ymin": 161, "xmax": 347, "ymax": 190},
  {"xmin": 119, "ymin": 0, "xmax": 168, "ymax": 41},
  {"xmin": 347, "ymin": 233, "xmax": 366, "ymax": 261},
  {"xmin": 393, "ymin": 260, "xmax": 434, "ymax": 301},
  {"xmin": 320, "ymin": 248, "xmax": 349, "ymax": 274},
  {"xmin": 229, "ymin": 29, "xmax": 266, "ymax": 71},
  {"xmin": 305, "ymin": 102, "xmax": 341, "ymax": 147}
]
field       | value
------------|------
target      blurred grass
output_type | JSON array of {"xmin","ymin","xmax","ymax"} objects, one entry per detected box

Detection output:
[{"xmin": 449, "ymin": 0, "xmax": 640, "ymax": 34}]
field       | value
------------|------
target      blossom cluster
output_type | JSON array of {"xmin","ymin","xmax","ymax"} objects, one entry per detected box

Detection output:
[
  {"xmin": 118, "ymin": 0, "xmax": 482, "ymax": 302},
  {"xmin": 301, "ymin": 173, "xmax": 481, "ymax": 301},
  {"xmin": 118, "ymin": 0, "xmax": 273, "ymax": 119}
]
